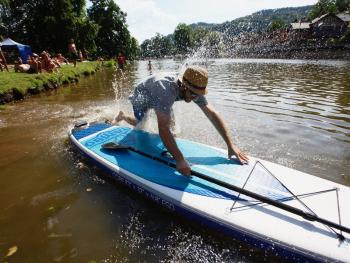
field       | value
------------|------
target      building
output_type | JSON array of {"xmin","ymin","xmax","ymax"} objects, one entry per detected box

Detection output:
[
  {"xmin": 290, "ymin": 12, "xmax": 349, "ymax": 39},
  {"xmin": 290, "ymin": 22, "xmax": 311, "ymax": 40},
  {"xmin": 310, "ymin": 13, "xmax": 347, "ymax": 38},
  {"xmin": 290, "ymin": 22, "xmax": 310, "ymax": 30}
]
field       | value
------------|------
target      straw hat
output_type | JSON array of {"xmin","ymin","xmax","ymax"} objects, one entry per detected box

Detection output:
[{"xmin": 182, "ymin": 66, "xmax": 208, "ymax": 95}]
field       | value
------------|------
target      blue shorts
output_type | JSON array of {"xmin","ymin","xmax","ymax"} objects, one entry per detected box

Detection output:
[{"xmin": 133, "ymin": 104, "xmax": 148, "ymax": 122}]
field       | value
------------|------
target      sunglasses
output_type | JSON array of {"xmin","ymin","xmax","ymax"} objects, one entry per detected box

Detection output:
[
  {"xmin": 182, "ymin": 81, "xmax": 199, "ymax": 99},
  {"xmin": 185, "ymin": 89, "xmax": 199, "ymax": 99}
]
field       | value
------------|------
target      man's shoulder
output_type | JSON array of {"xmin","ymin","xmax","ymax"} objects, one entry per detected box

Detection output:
[
  {"xmin": 153, "ymin": 72, "xmax": 177, "ymax": 82},
  {"xmin": 141, "ymin": 72, "xmax": 177, "ymax": 87}
]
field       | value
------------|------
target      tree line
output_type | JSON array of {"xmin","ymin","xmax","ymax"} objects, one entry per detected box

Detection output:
[
  {"xmin": 0, "ymin": 0, "xmax": 140, "ymax": 59},
  {"xmin": 309, "ymin": 0, "xmax": 350, "ymax": 20},
  {"xmin": 141, "ymin": 0, "xmax": 350, "ymax": 58},
  {"xmin": 140, "ymin": 24, "xmax": 222, "ymax": 58},
  {"xmin": 1, "ymin": 0, "xmax": 347, "ymax": 60}
]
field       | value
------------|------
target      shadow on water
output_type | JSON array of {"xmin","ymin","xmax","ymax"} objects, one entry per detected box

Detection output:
[{"xmin": 0, "ymin": 59, "xmax": 349, "ymax": 262}]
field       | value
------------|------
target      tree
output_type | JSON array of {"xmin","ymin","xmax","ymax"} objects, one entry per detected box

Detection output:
[
  {"xmin": 192, "ymin": 27, "xmax": 210, "ymax": 49},
  {"xmin": 140, "ymin": 33, "xmax": 174, "ymax": 58},
  {"xmin": 267, "ymin": 18, "xmax": 288, "ymax": 32},
  {"xmin": 308, "ymin": 0, "xmax": 350, "ymax": 19},
  {"xmin": 151, "ymin": 33, "xmax": 174, "ymax": 57},
  {"xmin": 335, "ymin": 0, "xmax": 350, "ymax": 12},
  {"xmin": 0, "ymin": 0, "xmax": 98, "ymax": 54},
  {"xmin": 309, "ymin": 0, "xmax": 339, "ymax": 20},
  {"xmin": 140, "ymin": 39, "xmax": 152, "ymax": 58},
  {"xmin": 88, "ymin": 0, "xmax": 137, "ymax": 58},
  {"xmin": 174, "ymin": 23, "xmax": 193, "ymax": 54},
  {"xmin": 76, "ymin": 18, "xmax": 100, "ymax": 53},
  {"xmin": 0, "ymin": 0, "xmax": 9, "ymax": 38},
  {"xmin": 141, "ymin": 25, "xmax": 226, "ymax": 58},
  {"xmin": 0, "ymin": 0, "xmax": 139, "ymax": 58},
  {"xmin": 129, "ymin": 37, "xmax": 140, "ymax": 60},
  {"xmin": 204, "ymin": 31, "xmax": 224, "ymax": 57}
]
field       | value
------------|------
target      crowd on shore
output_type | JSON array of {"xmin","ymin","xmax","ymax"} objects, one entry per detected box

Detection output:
[
  {"xmin": 0, "ymin": 38, "xmax": 129, "ymax": 75},
  {"xmin": 0, "ymin": 39, "xmax": 87, "ymax": 74},
  {"xmin": 14, "ymin": 52, "xmax": 70, "ymax": 73}
]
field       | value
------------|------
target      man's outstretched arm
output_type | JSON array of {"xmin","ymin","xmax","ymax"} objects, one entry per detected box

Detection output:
[
  {"xmin": 156, "ymin": 111, "xmax": 191, "ymax": 175},
  {"xmin": 200, "ymin": 104, "xmax": 249, "ymax": 164}
]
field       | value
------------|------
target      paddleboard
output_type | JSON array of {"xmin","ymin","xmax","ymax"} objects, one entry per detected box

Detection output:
[{"xmin": 69, "ymin": 122, "xmax": 350, "ymax": 262}]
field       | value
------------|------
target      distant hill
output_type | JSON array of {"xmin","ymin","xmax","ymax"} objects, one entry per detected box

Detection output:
[
  {"xmin": 190, "ymin": 6, "xmax": 312, "ymax": 36},
  {"xmin": 141, "ymin": 5, "xmax": 350, "ymax": 59}
]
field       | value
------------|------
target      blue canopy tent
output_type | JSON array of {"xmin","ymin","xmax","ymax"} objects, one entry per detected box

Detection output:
[{"xmin": 0, "ymin": 38, "xmax": 32, "ymax": 63}]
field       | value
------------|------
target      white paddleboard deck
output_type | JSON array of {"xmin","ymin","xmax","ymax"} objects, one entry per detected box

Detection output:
[{"xmin": 69, "ymin": 122, "xmax": 350, "ymax": 262}]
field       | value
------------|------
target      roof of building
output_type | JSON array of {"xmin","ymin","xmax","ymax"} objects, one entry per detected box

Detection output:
[
  {"xmin": 291, "ymin": 22, "xmax": 310, "ymax": 30},
  {"xmin": 290, "ymin": 12, "xmax": 349, "ymax": 30},
  {"xmin": 311, "ymin": 13, "xmax": 346, "ymax": 24},
  {"xmin": 311, "ymin": 13, "xmax": 331, "ymax": 24},
  {"xmin": 337, "ymin": 12, "xmax": 350, "ymax": 22}
]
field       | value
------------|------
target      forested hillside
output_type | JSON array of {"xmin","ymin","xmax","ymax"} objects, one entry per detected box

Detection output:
[{"xmin": 190, "ymin": 6, "xmax": 312, "ymax": 36}]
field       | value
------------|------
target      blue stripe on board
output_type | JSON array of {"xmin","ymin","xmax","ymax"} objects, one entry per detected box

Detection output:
[{"xmin": 72, "ymin": 123, "xmax": 112, "ymax": 140}]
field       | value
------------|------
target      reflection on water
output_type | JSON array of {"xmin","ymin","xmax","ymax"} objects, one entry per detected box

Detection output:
[
  {"xmin": 210, "ymin": 60, "xmax": 350, "ymax": 141},
  {"xmin": 0, "ymin": 59, "xmax": 349, "ymax": 262}
]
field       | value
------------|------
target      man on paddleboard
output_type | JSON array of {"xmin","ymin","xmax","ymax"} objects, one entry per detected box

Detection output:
[{"xmin": 115, "ymin": 65, "xmax": 249, "ymax": 175}]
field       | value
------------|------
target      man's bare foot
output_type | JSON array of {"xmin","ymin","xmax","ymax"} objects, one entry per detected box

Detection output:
[{"xmin": 114, "ymin": 111, "xmax": 125, "ymax": 123}]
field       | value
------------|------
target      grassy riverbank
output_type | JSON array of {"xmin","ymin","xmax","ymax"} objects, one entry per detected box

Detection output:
[{"xmin": 0, "ymin": 61, "xmax": 114, "ymax": 104}]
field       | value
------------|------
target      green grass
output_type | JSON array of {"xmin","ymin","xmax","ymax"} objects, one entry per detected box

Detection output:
[
  {"xmin": 104, "ymin": 60, "xmax": 116, "ymax": 68},
  {"xmin": 0, "ymin": 61, "xmax": 102, "ymax": 96}
]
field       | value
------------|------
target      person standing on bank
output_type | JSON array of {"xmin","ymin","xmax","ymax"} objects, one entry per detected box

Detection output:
[
  {"xmin": 115, "ymin": 65, "xmax": 249, "ymax": 175},
  {"xmin": 0, "ymin": 45, "xmax": 9, "ymax": 72},
  {"xmin": 116, "ymin": 52, "xmax": 126, "ymax": 70},
  {"xmin": 68, "ymin": 39, "xmax": 78, "ymax": 67}
]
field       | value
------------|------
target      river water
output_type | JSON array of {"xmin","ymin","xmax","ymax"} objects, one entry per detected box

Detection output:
[{"xmin": 0, "ymin": 59, "xmax": 349, "ymax": 262}]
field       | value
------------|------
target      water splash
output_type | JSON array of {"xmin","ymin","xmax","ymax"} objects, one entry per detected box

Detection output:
[
  {"xmin": 112, "ymin": 69, "xmax": 127, "ymax": 121},
  {"xmin": 134, "ymin": 109, "xmax": 182, "ymax": 135}
]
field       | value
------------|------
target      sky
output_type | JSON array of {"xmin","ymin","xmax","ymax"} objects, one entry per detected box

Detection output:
[{"xmin": 115, "ymin": 0, "xmax": 318, "ymax": 43}]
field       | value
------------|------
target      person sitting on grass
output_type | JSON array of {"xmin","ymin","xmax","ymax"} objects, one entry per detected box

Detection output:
[
  {"xmin": 28, "ymin": 54, "xmax": 42, "ymax": 73},
  {"xmin": 14, "ymin": 57, "xmax": 40, "ymax": 74},
  {"xmin": 97, "ymin": 56, "xmax": 104, "ymax": 66},
  {"xmin": 55, "ymin": 53, "xmax": 69, "ymax": 65},
  {"xmin": 78, "ymin": 50, "xmax": 83, "ymax": 62},
  {"xmin": 40, "ymin": 52, "xmax": 58, "ymax": 73},
  {"xmin": 82, "ymin": 48, "xmax": 89, "ymax": 60}
]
